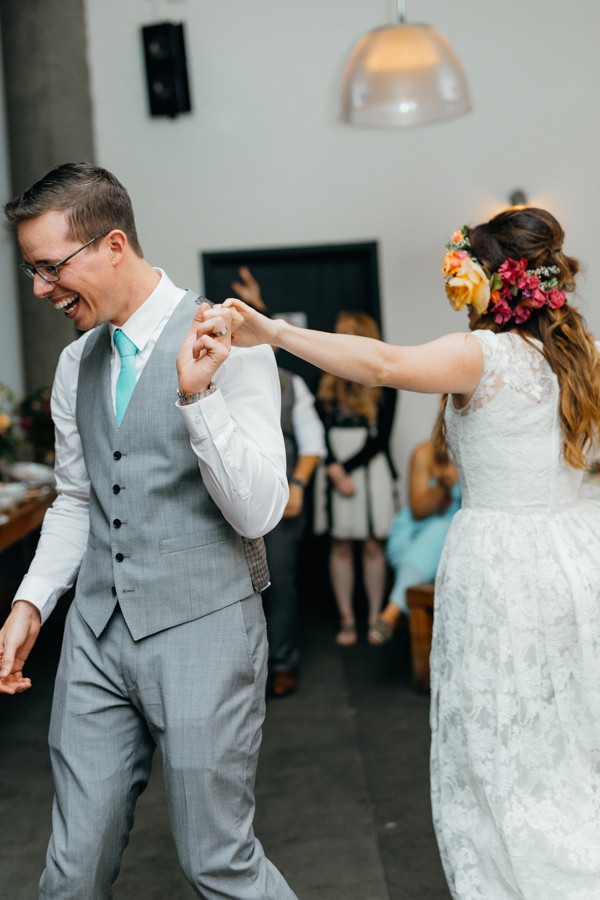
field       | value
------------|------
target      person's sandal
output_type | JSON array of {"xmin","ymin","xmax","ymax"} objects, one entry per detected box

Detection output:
[
  {"xmin": 336, "ymin": 621, "xmax": 358, "ymax": 647},
  {"xmin": 368, "ymin": 618, "xmax": 396, "ymax": 646}
]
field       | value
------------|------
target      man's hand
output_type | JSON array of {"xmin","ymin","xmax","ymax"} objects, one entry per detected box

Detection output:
[
  {"xmin": 176, "ymin": 303, "xmax": 238, "ymax": 396},
  {"xmin": 231, "ymin": 267, "xmax": 268, "ymax": 313},
  {"xmin": 0, "ymin": 600, "xmax": 41, "ymax": 695}
]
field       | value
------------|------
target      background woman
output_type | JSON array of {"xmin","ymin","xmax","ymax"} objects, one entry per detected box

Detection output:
[
  {"xmin": 314, "ymin": 311, "xmax": 398, "ymax": 647},
  {"xmin": 213, "ymin": 207, "xmax": 600, "ymax": 899},
  {"xmin": 369, "ymin": 437, "xmax": 460, "ymax": 645}
]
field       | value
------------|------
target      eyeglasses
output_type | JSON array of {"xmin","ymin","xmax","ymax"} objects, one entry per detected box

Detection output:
[{"xmin": 19, "ymin": 233, "xmax": 108, "ymax": 283}]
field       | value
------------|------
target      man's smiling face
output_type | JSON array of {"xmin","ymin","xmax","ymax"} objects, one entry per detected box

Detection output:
[{"xmin": 18, "ymin": 209, "xmax": 115, "ymax": 332}]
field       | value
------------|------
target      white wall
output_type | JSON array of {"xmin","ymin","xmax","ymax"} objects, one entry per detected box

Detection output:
[
  {"xmin": 0, "ymin": 17, "xmax": 23, "ymax": 395},
  {"xmin": 84, "ymin": 0, "xmax": 600, "ymax": 487}
]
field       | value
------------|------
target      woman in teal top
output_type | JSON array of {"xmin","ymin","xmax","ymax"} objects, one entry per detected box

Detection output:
[{"xmin": 369, "ymin": 439, "xmax": 460, "ymax": 644}]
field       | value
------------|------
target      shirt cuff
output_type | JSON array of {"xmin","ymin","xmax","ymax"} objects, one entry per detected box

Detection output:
[
  {"xmin": 176, "ymin": 387, "xmax": 229, "ymax": 439},
  {"xmin": 12, "ymin": 575, "xmax": 60, "ymax": 625}
]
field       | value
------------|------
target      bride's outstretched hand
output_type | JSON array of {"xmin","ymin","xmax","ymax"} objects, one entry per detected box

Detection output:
[{"xmin": 222, "ymin": 298, "xmax": 281, "ymax": 348}]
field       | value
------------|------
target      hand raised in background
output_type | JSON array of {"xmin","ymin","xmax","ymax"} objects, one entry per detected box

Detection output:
[{"xmin": 231, "ymin": 266, "xmax": 268, "ymax": 313}]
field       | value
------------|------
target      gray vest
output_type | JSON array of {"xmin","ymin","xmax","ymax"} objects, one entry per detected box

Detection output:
[{"xmin": 75, "ymin": 291, "xmax": 268, "ymax": 640}]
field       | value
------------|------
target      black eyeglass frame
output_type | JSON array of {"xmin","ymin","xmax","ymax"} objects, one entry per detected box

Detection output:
[{"xmin": 19, "ymin": 232, "xmax": 108, "ymax": 283}]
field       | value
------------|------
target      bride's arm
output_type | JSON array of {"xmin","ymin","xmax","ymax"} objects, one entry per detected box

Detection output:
[{"xmin": 218, "ymin": 298, "xmax": 484, "ymax": 400}]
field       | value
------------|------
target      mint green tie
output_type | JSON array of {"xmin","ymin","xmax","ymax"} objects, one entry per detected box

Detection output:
[{"xmin": 114, "ymin": 329, "xmax": 138, "ymax": 425}]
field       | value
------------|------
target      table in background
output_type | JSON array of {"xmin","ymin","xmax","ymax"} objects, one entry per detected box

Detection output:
[{"xmin": 0, "ymin": 488, "xmax": 56, "ymax": 609}]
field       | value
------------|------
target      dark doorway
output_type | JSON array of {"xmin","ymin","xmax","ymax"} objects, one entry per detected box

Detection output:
[
  {"xmin": 202, "ymin": 240, "xmax": 385, "ymax": 625},
  {"xmin": 202, "ymin": 240, "xmax": 381, "ymax": 393}
]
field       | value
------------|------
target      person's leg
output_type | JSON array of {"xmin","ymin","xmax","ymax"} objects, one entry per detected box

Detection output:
[
  {"xmin": 140, "ymin": 596, "xmax": 298, "ymax": 900},
  {"xmin": 263, "ymin": 517, "xmax": 303, "ymax": 674},
  {"xmin": 385, "ymin": 507, "xmax": 415, "ymax": 571},
  {"xmin": 329, "ymin": 539, "xmax": 357, "ymax": 646},
  {"xmin": 39, "ymin": 606, "xmax": 155, "ymax": 900},
  {"xmin": 362, "ymin": 538, "xmax": 388, "ymax": 627},
  {"xmin": 388, "ymin": 561, "xmax": 424, "ymax": 614},
  {"xmin": 372, "ymin": 518, "xmax": 452, "ymax": 644}
]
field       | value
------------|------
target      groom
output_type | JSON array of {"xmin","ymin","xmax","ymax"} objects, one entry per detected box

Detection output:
[{"xmin": 0, "ymin": 162, "xmax": 297, "ymax": 899}]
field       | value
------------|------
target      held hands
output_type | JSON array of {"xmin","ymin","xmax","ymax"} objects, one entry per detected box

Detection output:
[
  {"xmin": 0, "ymin": 600, "xmax": 41, "ymax": 695},
  {"xmin": 181, "ymin": 299, "xmax": 281, "ymax": 383},
  {"xmin": 222, "ymin": 298, "xmax": 281, "ymax": 348},
  {"xmin": 176, "ymin": 303, "xmax": 242, "ymax": 395}
]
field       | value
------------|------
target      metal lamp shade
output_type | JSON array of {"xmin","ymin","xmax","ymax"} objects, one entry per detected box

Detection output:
[{"xmin": 340, "ymin": 24, "xmax": 472, "ymax": 127}]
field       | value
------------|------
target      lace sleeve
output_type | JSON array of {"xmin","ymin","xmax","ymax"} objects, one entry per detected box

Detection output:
[
  {"xmin": 458, "ymin": 331, "xmax": 506, "ymax": 414},
  {"xmin": 458, "ymin": 331, "xmax": 555, "ymax": 417}
]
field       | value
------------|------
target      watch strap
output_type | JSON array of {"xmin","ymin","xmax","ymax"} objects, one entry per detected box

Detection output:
[{"xmin": 177, "ymin": 382, "xmax": 217, "ymax": 405}]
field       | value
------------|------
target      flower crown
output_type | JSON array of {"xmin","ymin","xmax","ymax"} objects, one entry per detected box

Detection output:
[{"xmin": 442, "ymin": 227, "xmax": 566, "ymax": 325}]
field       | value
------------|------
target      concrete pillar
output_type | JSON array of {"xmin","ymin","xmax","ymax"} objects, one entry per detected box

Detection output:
[{"xmin": 0, "ymin": 0, "xmax": 95, "ymax": 391}]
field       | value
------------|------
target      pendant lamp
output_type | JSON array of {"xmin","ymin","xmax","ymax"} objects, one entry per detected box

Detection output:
[{"xmin": 340, "ymin": 0, "xmax": 472, "ymax": 128}]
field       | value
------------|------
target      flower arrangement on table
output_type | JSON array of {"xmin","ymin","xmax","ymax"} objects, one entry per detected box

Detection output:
[
  {"xmin": 17, "ymin": 386, "xmax": 54, "ymax": 465},
  {"xmin": 0, "ymin": 383, "xmax": 27, "ymax": 467},
  {"xmin": 443, "ymin": 227, "xmax": 566, "ymax": 326}
]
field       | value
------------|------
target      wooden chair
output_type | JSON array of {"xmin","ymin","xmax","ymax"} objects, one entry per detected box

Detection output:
[{"xmin": 406, "ymin": 582, "xmax": 435, "ymax": 693}]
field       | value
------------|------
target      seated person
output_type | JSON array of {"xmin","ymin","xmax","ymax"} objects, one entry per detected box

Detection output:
[{"xmin": 368, "ymin": 438, "xmax": 461, "ymax": 645}]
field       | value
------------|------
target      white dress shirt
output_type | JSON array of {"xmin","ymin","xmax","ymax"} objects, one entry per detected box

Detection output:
[
  {"xmin": 16, "ymin": 270, "xmax": 288, "ymax": 623},
  {"xmin": 289, "ymin": 373, "xmax": 327, "ymax": 459}
]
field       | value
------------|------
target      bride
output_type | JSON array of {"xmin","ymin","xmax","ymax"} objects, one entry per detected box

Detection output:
[{"xmin": 195, "ymin": 206, "xmax": 600, "ymax": 899}]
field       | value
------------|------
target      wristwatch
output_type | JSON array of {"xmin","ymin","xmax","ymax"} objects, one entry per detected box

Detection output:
[
  {"xmin": 177, "ymin": 382, "xmax": 217, "ymax": 405},
  {"xmin": 290, "ymin": 476, "xmax": 307, "ymax": 489}
]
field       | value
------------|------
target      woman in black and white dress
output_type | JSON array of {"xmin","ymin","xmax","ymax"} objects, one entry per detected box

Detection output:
[{"xmin": 313, "ymin": 311, "xmax": 398, "ymax": 646}]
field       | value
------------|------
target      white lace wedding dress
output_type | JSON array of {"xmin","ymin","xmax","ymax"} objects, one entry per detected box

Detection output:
[{"xmin": 430, "ymin": 330, "xmax": 600, "ymax": 900}]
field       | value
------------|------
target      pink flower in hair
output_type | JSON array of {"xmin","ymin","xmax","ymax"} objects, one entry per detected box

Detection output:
[
  {"xmin": 514, "ymin": 303, "xmax": 532, "ymax": 324},
  {"xmin": 523, "ymin": 286, "xmax": 548, "ymax": 309},
  {"xmin": 523, "ymin": 272, "xmax": 541, "ymax": 291},
  {"xmin": 548, "ymin": 288, "xmax": 566, "ymax": 309},
  {"xmin": 491, "ymin": 297, "xmax": 513, "ymax": 325},
  {"xmin": 498, "ymin": 258, "xmax": 528, "ymax": 288}
]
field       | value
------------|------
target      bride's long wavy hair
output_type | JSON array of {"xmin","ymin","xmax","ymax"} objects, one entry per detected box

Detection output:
[{"xmin": 433, "ymin": 207, "xmax": 600, "ymax": 469}]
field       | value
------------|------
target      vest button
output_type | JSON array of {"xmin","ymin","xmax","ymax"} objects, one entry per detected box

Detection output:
[
  {"xmin": 113, "ymin": 519, "xmax": 122, "ymax": 529},
  {"xmin": 111, "ymin": 586, "xmax": 117, "ymax": 597},
  {"xmin": 115, "ymin": 552, "xmax": 124, "ymax": 562},
  {"xmin": 112, "ymin": 484, "xmax": 121, "ymax": 494},
  {"xmin": 113, "ymin": 451, "xmax": 122, "ymax": 460}
]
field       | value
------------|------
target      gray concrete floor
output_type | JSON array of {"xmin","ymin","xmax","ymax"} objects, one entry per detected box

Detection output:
[{"xmin": 0, "ymin": 593, "xmax": 449, "ymax": 899}]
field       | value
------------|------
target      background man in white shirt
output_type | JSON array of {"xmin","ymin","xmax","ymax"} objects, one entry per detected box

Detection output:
[
  {"xmin": 231, "ymin": 267, "xmax": 327, "ymax": 697},
  {"xmin": 0, "ymin": 162, "xmax": 297, "ymax": 900}
]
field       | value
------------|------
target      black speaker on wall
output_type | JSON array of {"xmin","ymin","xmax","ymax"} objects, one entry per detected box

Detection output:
[{"xmin": 141, "ymin": 22, "xmax": 191, "ymax": 118}]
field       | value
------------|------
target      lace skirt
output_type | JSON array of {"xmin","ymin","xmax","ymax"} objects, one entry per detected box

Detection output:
[{"xmin": 429, "ymin": 499, "xmax": 600, "ymax": 899}]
